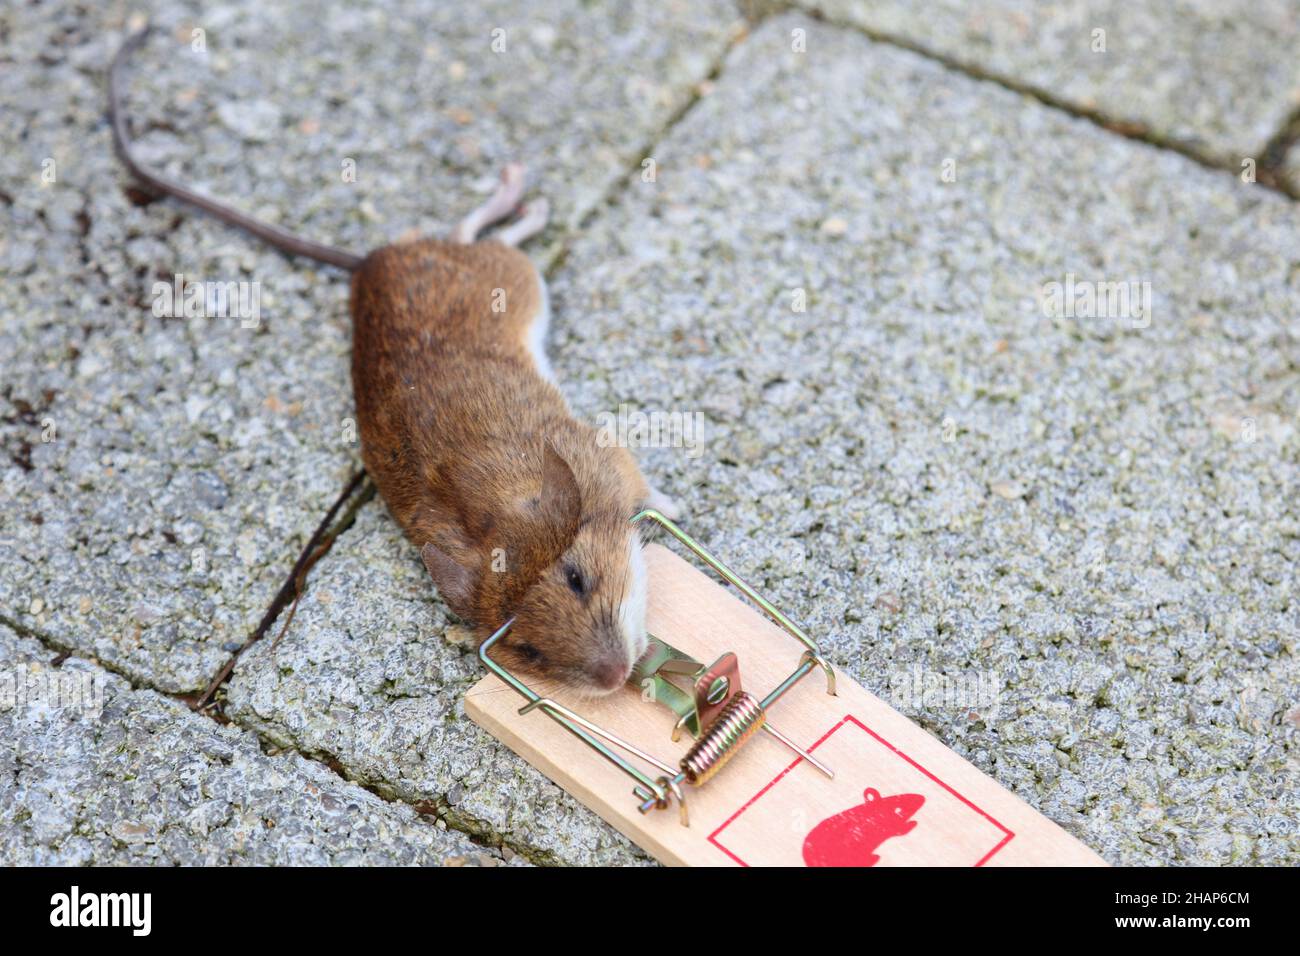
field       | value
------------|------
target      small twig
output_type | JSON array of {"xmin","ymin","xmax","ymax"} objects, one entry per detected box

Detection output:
[
  {"xmin": 269, "ymin": 535, "xmax": 333, "ymax": 654},
  {"xmin": 192, "ymin": 470, "xmax": 368, "ymax": 711}
]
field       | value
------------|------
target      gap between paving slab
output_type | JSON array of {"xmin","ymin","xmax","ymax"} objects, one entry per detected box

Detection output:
[
  {"xmin": 1266, "ymin": 107, "xmax": 1300, "ymax": 195},
  {"xmin": 773, "ymin": 0, "xmax": 1300, "ymax": 197},
  {"xmin": 4, "ymin": 464, "xmax": 565, "ymax": 863},
  {"xmin": 1, "ymin": 601, "xmax": 554, "ymax": 864},
  {"xmin": 0, "ymin": 623, "xmax": 517, "ymax": 865},
  {"xmin": 191, "ymin": 470, "xmax": 372, "ymax": 714}
]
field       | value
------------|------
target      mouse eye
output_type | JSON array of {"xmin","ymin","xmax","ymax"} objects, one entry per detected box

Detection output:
[
  {"xmin": 565, "ymin": 565, "xmax": 586, "ymax": 596},
  {"xmin": 516, "ymin": 642, "xmax": 544, "ymax": 664}
]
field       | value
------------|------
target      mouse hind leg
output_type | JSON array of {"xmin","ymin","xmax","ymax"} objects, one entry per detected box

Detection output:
[
  {"xmin": 451, "ymin": 164, "xmax": 526, "ymax": 243},
  {"xmin": 494, "ymin": 198, "xmax": 550, "ymax": 247}
]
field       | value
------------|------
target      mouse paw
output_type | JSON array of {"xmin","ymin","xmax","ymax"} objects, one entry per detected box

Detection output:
[
  {"xmin": 450, "ymin": 164, "xmax": 528, "ymax": 243},
  {"xmin": 643, "ymin": 486, "xmax": 682, "ymax": 521},
  {"xmin": 495, "ymin": 198, "xmax": 550, "ymax": 247}
]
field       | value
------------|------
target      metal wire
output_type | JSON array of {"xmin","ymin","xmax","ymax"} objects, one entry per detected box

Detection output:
[{"xmin": 478, "ymin": 509, "xmax": 838, "ymax": 823}]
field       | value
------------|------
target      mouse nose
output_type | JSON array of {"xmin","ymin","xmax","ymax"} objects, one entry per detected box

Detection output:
[{"xmin": 590, "ymin": 654, "xmax": 630, "ymax": 692}]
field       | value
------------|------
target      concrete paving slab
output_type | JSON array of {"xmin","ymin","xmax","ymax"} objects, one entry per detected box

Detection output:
[
  {"xmin": 798, "ymin": 0, "xmax": 1300, "ymax": 164},
  {"xmin": 0, "ymin": 625, "xmax": 506, "ymax": 865},
  {"xmin": 0, "ymin": 0, "xmax": 743, "ymax": 693},
  {"xmin": 230, "ymin": 14, "xmax": 1300, "ymax": 866}
]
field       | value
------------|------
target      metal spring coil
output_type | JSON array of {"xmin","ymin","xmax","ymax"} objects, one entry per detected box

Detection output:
[{"xmin": 680, "ymin": 691, "xmax": 766, "ymax": 785}]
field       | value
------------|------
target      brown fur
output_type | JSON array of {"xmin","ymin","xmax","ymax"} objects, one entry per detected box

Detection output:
[{"xmin": 350, "ymin": 238, "xmax": 651, "ymax": 687}]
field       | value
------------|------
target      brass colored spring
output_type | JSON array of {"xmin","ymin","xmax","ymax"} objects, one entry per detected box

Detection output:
[{"xmin": 680, "ymin": 692, "xmax": 766, "ymax": 785}]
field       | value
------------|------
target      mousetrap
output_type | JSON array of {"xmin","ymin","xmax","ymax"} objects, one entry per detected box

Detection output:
[{"xmin": 466, "ymin": 510, "xmax": 1105, "ymax": 866}]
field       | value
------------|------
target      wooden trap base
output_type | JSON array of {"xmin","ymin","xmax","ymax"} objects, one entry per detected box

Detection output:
[{"xmin": 466, "ymin": 544, "xmax": 1105, "ymax": 867}]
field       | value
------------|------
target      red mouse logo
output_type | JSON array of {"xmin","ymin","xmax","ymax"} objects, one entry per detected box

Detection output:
[{"xmin": 802, "ymin": 787, "xmax": 925, "ymax": 867}]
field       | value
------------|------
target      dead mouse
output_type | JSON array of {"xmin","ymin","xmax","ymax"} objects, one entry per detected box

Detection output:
[{"xmin": 109, "ymin": 26, "xmax": 679, "ymax": 695}]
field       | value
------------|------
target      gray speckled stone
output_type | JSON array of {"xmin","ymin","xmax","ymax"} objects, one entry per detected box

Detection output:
[
  {"xmin": 224, "ymin": 501, "xmax": 650, "ymax": 866},
  {"xmin": 799, "ymin": 0, "xmax": 1300, "ymax": 164},
  {"xmin": 0, "ymin": 625, "xmax": 505, "ymax": 865},
  {"xmin": 0, "ymin": 0, "xmax": 743, "ymax": 692}
]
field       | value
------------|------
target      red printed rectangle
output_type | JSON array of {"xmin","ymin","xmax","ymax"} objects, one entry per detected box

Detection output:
[{"xmin": 709, "ymin": 714, "xmax": 1015, "ymax": 866}]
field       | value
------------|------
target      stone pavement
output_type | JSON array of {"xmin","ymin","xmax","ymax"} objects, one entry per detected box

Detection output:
[
  {"xmin": 3, "ymin": 1, "xmax": 1298, "ymax": 865},
  {"xmin": 794, "ymin": 1, "xmax": 1300, "ymax": 177},
  {"xmin": 0, "ymin": 623, "xmax": 511, "ymax": 865}
]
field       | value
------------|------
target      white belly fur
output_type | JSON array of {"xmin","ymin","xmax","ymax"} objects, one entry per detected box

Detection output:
[{"xmin": 525, "ymin": 273, "xmax": 556, "ymax": 382}]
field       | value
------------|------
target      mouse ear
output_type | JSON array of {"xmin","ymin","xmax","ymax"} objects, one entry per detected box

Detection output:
[
  {"xmin": 538, "ymin": 440, "xmax": 582, "ymax": 535},
  {"xmin": 421, "ymin": 541, "xmax": 476, "ymax": 617}
]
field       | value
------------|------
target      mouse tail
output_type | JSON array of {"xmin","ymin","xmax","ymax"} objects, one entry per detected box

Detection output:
[{"xmin": 108, "ymin": 26, "xmax": 364, "ymax": 272}]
